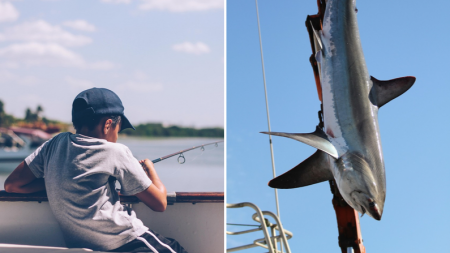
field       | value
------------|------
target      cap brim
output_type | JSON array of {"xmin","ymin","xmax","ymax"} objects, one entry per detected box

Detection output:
[{"xmin": 120, "ymin": 115, "xmax": 135, "ymax": 132}]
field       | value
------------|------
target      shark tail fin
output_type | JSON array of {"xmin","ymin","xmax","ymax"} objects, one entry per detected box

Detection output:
[
  {"xmin": 370, "ymin": 76, "xmax": 416, "ymax": 108},
  {"xmin": 261, "ymin": 126, "xmax": 338, "ymax": 158},
  {"xmin": 269, "ymin": 150, "xmax": 333, "ymax": 189}
]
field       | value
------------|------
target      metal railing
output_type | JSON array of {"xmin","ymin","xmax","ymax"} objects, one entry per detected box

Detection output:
[{"xmin": 227, "ymin": 202, "xmax": 293, "ymax": 253}]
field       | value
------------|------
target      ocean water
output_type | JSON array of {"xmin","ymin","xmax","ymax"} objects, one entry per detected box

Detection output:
[{"xmin": 0, "ymin": 136, "xmax": 224, "ymax": 192}]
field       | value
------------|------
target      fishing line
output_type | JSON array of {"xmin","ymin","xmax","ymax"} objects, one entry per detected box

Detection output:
[{"xmin": 187, "ymin": 148, "xmax": 205, "ymax": 163}]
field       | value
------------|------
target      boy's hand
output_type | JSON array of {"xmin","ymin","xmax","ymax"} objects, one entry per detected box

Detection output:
[
  {"xmin": 136, "ymin": 158, "xmax": 167, "ymax": 212},
  {"xmin": 139, "ymin": 159, "xmax": 155, "ymax": 178},
  {"xmin": 139, "ymin": 159, "xmax": 154, "ymax": 170}
]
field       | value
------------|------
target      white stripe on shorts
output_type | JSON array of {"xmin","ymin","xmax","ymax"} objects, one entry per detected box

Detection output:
[
  {"xmin": 136, "ymin": 236, "xmax": 159, "ymax": 253},
  {"xmin": 145, "ymin": 231, "xmax": 177, "ymax": 253}
]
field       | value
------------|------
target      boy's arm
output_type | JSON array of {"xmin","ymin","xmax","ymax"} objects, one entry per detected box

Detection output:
[
  {"xmin": 134, "ymin": 159, "xmax": 167, "ymax": 212},
  {"xmin": 4, "ymin": 161, "xmax": 46, "ymax": 193}
]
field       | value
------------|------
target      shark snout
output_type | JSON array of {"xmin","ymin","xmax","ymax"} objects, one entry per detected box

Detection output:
[
  {"xmin": 367, "ymin": 198, "xmax": 382, "ymax": 220},
  {"xmin": 351, "ymin": 191, "xmax": 383, "ymax": 220}
]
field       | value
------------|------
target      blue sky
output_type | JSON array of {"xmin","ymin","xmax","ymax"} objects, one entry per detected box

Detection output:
[
  {"xmin": 227, "ymin": 0, "xmax": 450, "ymax": 252},
  {"xmin": 0, "ymin": 0, "xmax": 224, "ymax": 128}
]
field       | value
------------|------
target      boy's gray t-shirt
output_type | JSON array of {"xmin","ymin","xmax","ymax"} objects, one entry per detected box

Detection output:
[{"xmin": 25, "ymin": 132, "xmax": 152, "ymax": 251}]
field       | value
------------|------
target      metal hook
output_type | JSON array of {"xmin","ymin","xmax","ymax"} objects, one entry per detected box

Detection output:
[
  {"xmin": 177, "ymin": 153, "xmax": 185, "ymax": 164},
  {"xmin": 200, "ymin": 146, "xmax": 205, "ymax": 151},
  {"xmin": 318, "ymin": 104, "xmax": 324, "ymax": 130}
]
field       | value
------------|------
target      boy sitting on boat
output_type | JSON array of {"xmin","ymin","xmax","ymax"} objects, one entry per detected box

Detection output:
[{"xmin": 4, "ymin": 88, "xmax": 187, "ymax": 253}]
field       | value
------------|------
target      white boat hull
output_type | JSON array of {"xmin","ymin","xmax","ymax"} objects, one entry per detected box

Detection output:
[{"xmin": 0, "ymin": 192, "xmax": 224, "ymax": 253}]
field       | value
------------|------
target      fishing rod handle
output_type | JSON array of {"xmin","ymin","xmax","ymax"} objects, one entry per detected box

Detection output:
[{"xmin": 151, "ymin": 158, "xmax": 162, "ymax": 164}]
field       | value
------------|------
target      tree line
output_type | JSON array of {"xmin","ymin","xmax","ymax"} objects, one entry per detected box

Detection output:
[
  {"xmin": 0, "ymin": 100, "xmax": 224, "ymax": 137},
  {"xmin": 121, "ymin": 123, "xmax": 224, "ymax": 138},
  {"xmin": 0, "ymin": 100, "xmax": 63, "ymax": 131}
]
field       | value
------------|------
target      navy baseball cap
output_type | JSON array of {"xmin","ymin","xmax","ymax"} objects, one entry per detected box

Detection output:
[{"xmin": 72, "ymin": 88, "xmax": 135, "ymax": 131}]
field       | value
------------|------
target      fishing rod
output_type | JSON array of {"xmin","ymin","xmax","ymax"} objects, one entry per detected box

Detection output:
[{"xmin": 151, "ymin": 140, "xmax": 223, "ymax": 164}]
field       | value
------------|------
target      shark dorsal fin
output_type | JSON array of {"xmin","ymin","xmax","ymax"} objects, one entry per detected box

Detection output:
[
  {"xmin": 269, "ymin": 150, "xmax": 333, "ymax": 189},
  {"xmin": 370, "ymin": 76, "xmax": 416, "ymax": 108},
  {"xmin": 261, "ymin": 126, "xmax": 338, "ymax": 158}
]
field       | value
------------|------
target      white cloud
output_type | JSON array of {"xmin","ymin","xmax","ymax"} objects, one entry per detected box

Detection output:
[
  {"xmin": 0, "ymin": 20, "xmax": 115, "ymax": 69},
  {"xmin": 62, "ymin": 20, "xmax": 96, "ymax": 32},
  {"xmin": 18, "ymin": 94, "xmax": 41, "ymax": 105},
  {"xmin": 0, "ymin": 61, "xmax": 19, "ymax": 69},
  {"xmin": 0, "ymin": 71, "xmax": 40, "ymax": 86},
  {"xmin": 0, "ymin": 42, "xmax": 85, "ymax": 66},
  {"xmin": 100, "ymin": 0, "xmax": 223, "ymax": 12},
  {"xmin": 139, "ymin": 0, "xmax": 223, "ymax": 12},
  {"xmin": 100, "ymin": 0, "xmax": 132, "ymax": 3},
  {"xmin": 117, "ymin": 71, "xmax": 163, "ymax": 92},
  {"xmin": 0, "ymin": 20, "xmax": 92, "ymax": 47},
  {"xmin": 172, "ymin": 42, "xmax": 210, "ymax": 55},
  {"xmin": 0, "ymin": 2, "xmax": 19, "ymax": 23},
  {"xmin": 0, "ymin": 43, "xmax": 117, "ymax": 69},
  {"xmin": 65, "ymin": 76, "xmax": 94, "ymax": 90},
  {"xmin": 133, "ymin": 70, "xmax": 147, "ymax": 80},
  {"xmin": 89, "ymin": 61, "xmax": 116, "ymax": 70},
  {"xmin": 121, "ymin": 81, "xmax": 163, "ymax": 92}
]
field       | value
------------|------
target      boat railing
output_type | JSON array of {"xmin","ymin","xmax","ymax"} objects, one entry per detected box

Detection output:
[
  {"xmin": 227, "ymin": 202, "xmax": 292, "ymax": 253},
  {"xmin": 0, "ymin": 128, "xmax": 26, "ymax": 149},
  {"xmin": 0, "ymin": 190, "xmax": 224, "ymax": 204}
]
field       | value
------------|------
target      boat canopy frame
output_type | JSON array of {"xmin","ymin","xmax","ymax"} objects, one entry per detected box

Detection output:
[{"xmin": 227, "ymin": 202, "xmax": 292, "ymax": 253}]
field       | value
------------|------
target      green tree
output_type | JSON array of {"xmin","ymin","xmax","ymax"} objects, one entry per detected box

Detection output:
[
  {"xmin": 0, "ymin": 100, "xmax": 15, "ymax": 127},
  {"xmin": 121, "ymin": 122, "xmax": 224, "ymax": 138},
  {"xmin": 25, "ymin": 108, "xmax": 38, "ymax": 122},
  {"xmin": 36, "ymin": 105, "xmax": 43, "ymax": 119},
  {"xmin": 0, "ymin": 100, "xmax": 5, "ymax": 127}
]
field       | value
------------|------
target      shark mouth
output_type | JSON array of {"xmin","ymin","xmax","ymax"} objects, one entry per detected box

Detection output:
[
  {"xmin": 360, "ymin": 205, "xmax": 366, "ymax": 217},
  {"xmin": 357, "ymin": 198, "xmax": 382, "ymax": 220}
]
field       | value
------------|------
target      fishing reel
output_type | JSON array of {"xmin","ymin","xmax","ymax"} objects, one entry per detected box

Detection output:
[{"xmin": 178, "ymin": 153, "xmax": 185, "ymax": 164}]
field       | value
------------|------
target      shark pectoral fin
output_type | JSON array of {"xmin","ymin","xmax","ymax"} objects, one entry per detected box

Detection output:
[
  {"xmin": 370, "ymin": 76, "xmax": 416, "ymax": 108},
  {"xmin": 269, "ymin": 150, "xmax": 333, "ymax": 189},
  {"xmin": 261, "ymin": 126, "xmax": 338, "ymax": 158}
]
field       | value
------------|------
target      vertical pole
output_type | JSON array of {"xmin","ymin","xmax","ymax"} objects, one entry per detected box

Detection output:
[
  {"xmin": 330, "ymin": 180, "xmax": 366, "ymax": 253},
  {"xmin": 255, "ymin": 1, "xmax": 282, "ymax": 251},
  {"xmin": 255, "ymin": 0, "xmax": 280, "ymax": 219}
]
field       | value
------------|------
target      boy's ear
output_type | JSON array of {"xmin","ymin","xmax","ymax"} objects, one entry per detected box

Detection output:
[{"xmin": 103, "ymin": 118, "xmax": 113, "ymax": 134}]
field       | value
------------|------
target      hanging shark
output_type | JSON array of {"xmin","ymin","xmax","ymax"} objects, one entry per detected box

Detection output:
[{"xmin": 262, "ymin": 0, "xmax": 415, "ymax": 220}]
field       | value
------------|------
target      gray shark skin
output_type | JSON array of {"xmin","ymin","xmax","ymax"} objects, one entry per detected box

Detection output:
[{"xmin": 262, "ymin": 0, "xmax": 415, "ymax": 220}]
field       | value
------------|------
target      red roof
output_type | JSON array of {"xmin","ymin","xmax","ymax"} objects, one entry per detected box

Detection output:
[{"xmin": 10, "ymin": 127, "xmax": 52, "ymax": 140}]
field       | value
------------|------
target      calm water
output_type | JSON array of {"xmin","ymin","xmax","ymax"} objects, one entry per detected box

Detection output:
[{"xmin": 0, "ymin": 136, "xmax": 224, "ymax": 192}]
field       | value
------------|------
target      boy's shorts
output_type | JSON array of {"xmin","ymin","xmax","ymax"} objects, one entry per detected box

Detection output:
[{"xmin": 108, "ymin": 229, "xmax": 188, "ymax": 253}]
